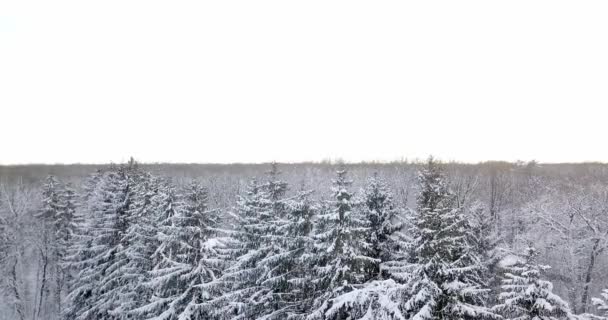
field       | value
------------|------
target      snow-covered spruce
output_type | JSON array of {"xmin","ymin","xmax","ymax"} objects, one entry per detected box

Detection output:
[
  {"xmin": 64, "ymin": 164, "xmax": 138, "ymax": 320},
  {"xmin": 494, "ymin": 247, "xmax": 573, "ymax": 320},
  {"xmin": 307, "ymin": 166, "xmax": 376, "ymax": 320},
  {"xmin": 592, "ymin": 289, "xmax": 608, "ymax": 317},
  {"xmin": 403, "ymin": 158, "xmax": 498, "ymax": 320},
  {"xmin": 218, "ymin": 164, "xmax": 302, "ymax": 320},
  {"xmin": 361, "ymin": 173, "xmax": 402, "ymax": 280},
  {"xmin": 133, "ymin": 179, "xmax": 228, "ymax": 320},
  {"xmin": 468, "ymin": 200, "xmax": 503, "ymax": 306},
  {"xmin": 36, "ymin": 175, "xmax": 77, "ymax": 318},
  {"xmin": 110, "ymin": 171, "xmax": 159, "ymax": 317},
  {"xmin": 312, "ymin": 172, "xmax": 409, "ymax": 320}
]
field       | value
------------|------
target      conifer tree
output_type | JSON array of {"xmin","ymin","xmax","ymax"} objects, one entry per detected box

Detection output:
[
  {"xmin": 468, "ymin": 201, "xmax": 502, "ymax": 305},
  {"xmin": 219, "ymin": 163, "xmax": 296, "ymax": 319},
  {"xmin": 308, "ymin": 166, "xmax": 373, "ymax": 320},
  {"xmin": 592, "ymin": 289, "xmax": 608, "ymax": 317},
  {"xmin": 274, "ymin": 186, "xmax": 317, "ymax": 320},
  {"xmin": 93, "ymin": 164, "xmax": 144, "ymax": 320},
  {"xmin": 494, "ymin": 247, "xmax": 573, "ymax": 320},
  {"xmin": 111, "ymin": 171, "xmax": 159, "ymax": 316},
  {"xmin": 403, "ymin": 158, "xmax": 497, "ymax": 320},
  {"xmin": 361, "ymin": 173, "xmax": 401, "ymax": 280},
  {"xmin": 219, "ymin": 178, "xmax": 275, "ymax": 319},
  {"xmin": 36, "ymin": 175, "xmax": 77, "ymax": 318},
  {"xmin": 135, "ymin": 180, "xmax": 228, "ymax": 320},
  {"xmin": 64, "ymin": 164, "xmax": 137, "ymax": 320},
  {"xmin": 64, "ymin": 171, "xmax": 104, "ymax": 320}
]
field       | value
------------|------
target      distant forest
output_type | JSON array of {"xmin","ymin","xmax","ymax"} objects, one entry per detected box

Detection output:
[{"xmin": 2, "ymin": 159, "xmax": 608, "ymax": 320}]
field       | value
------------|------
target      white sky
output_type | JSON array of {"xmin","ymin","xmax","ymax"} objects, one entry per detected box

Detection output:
[{"xmin": 1, "ymin": 1, "xmax": 607, "ymax": 164}]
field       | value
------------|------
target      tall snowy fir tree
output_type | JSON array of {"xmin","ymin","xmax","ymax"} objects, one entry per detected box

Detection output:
[
  {"xmin": 36, "ymin": 175, "xmax": 77, "ymax": 318},
  {"xmin": 403, "ymin": 158, "xmax": 497, "ymax": 320},
  {"xmin": 361, "ymin": 173, "xmax": 402, "ymax": 280},
  {"xmin": 135, "ymin": 180, "xmax": 228, "ymax": 320},
  {"xmin": 307, "ymin": 166, "xmax": 374, "ymax": 320},
  {"xmin": 63, "ymin": 171, "xmax": 104, "ymax": 320},
  {"xmin": 494, "ymin": 247, "xmax": 573, "ymax": 320},
  {"xmin": 281, "ymin": 191, "xmax": 317, "ymax": 319},
  {"xmin": 132, "ymin": 177, "xmax": 183, "ymax": 319},
  {"xmin": 109, "ymin": 171, "xmax": 159, "ymax": 317},
  {"xmin": 64, "ymin": 164, "xmax": 137, "ymax": 320},
  {"xmin": 218, "ymin": 163, "xmax": 300, "ymax": 320},
  {"xmin": 468, "ymin": 201, "xmax": 502, "ymax": 305},
  {"xmin": 311, "ymin": 172, "xmax": 409, "ymax": 320}
]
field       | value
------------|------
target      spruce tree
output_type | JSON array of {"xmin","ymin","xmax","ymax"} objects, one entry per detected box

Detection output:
[
  {"xmin": 468, "ymin": 201, "xmax": 502, "ymax": 306},
  {"xmin": 219, "ymin": 163, "xmax": 295, "ymax": 319},
  {"xmin": 64, "ymin": 171, "xmax": 104, "ymax": 320},
  {"xmin": 111, "ymin": 171, "xmax": 159, "ymax": 316},
  {"xmin": 592, "ymin": 289, "xmax": 608, "ymax": 317},
  {"xmin": 64, "ymin": 164, "xmax": 136, "ymax": 320},
  {"xmin": 135, "ymin": 180, "xmax": 228, "ymax": 320},
  {"xmin": 275, "ymin": 187, "xmax": 317, "ymax": 319},
  {"xmin": 37, "ymin": 175, "xmax": 77, "ymax": 318},
  {"xmin": 403, "ymin": 158, "xmax": 497, "ymax": 320},
  {"xmin": 219, "ymin": 178, "xmax": 275, "ymax": 319},
  {"xmin": 308, "ymin": 166, "xmax": 373, "ymax": 320},
  {"xmin": 494, "ymin": 247, "xmax": 573, "ymax": 320},
  {"xmin": 361, "ymin": 173, "xmax": 401, "ymax": 280},
  {"xmin": 93, "ymin": 164, "xmax": 144, "ymax": 319}
]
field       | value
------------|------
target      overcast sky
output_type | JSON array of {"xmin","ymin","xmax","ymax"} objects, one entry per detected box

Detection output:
[{"xmin": 1, "ymin": 1, "xmax": 607, "ymax": 164}]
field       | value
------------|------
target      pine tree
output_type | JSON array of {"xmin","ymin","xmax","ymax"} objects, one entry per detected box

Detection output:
[
  {"xmin": 34, "ymin": 175, "xmax": 78, "ymax": 318},
  {"xmin": 64, "ymin": 164, "xmax": 137, "ymax": 320},
  {"xmin": 111, "ymin": 171, "xmax": 159, "ymax": 316},
  {"xmin": 403, "ymin": 158, "xmax": 497, "ymax": 320},
  {"xmin": 308, "ymin": 173, "xmax": 408, "ymax": 320},
  {"xmin": 133, "ymin": 177, "xmax": 183, "ymax": 319},
  {"xmin": 308, "ymin": 166, "xmax": 373, "ymax": 320},
  {"xmin": 468, "ymin": 201, "xmax": 502, "ymax": 305},
  {"xmin": 64, "ymin": 171, "xmax": 104, "ymax": 320},
  {"xmin": 219, "ymin": 178, "xmax": 275, "ymax": 319},
  {"xmin": 592, "ymin": 289, "xmax": 608, "ymax": 317},
  {"xmin": 135, "ymin": 180, "xmax": 228, "ymax": 320},
  {"xmin": 361, "ymin": 173, "xmax": 401, "ymax": 280},
  {"xmin": 218, "ymin": 163, "xmax": 296, "ymax": 319},
  {"xmin": 276, "ymin": 187, "xmax": 317, "ymax": 319},
  {"xmin": 494, "ymin": 247, "xmax": 573, "ymax": 320},
  {"xmin": 93, "ymin": 164, "xmax": 145, "ymax": 320}
]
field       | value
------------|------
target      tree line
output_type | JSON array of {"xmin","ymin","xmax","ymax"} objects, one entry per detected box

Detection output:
[{"xmin": 2, "ymin": 158, "xmax": 608, "ymax": 320}]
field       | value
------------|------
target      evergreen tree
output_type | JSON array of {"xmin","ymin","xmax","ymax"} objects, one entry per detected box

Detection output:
[
  {"xmin": 39, "ymin": 176, "xmax": 77, "ymax": 256},
  {"xmin": 64, "ymin": 164, "xmax": 137, "ymax": 320},
  {"xmin": 36, "ymin": 175, "xmax": 77, "ymax": 318},
  {"xmin": 468, "ymin": 201, "xmax": 502, "ymax": 305},
  {"xmin": 308, "ymin": 173, "xmax": 408, "ymax": 320},
  {"xmin": 361, "ymin": 173, "xmax": 401, "ymax": 280},
  {"xmin": 135, "ymin": 180, "xmax": 228, "ymax": 320},
  {"xmin": 308, "ymin": 166, "xmax": 373, "ymax": 320},
  {"xmin": 64, "ymin": 171, "xmax": 104, "ymax": 320},
  {"xmin": 219, "ymin": 164, "xmax": 295, "ymax": 319},
  {"xmin": 219, "ymin": 178, "xmax": 275, "ymax": 319},
  {"xmin": 494, "ymin": 247, "xmax": 573, "ymax": 320},
  {"xmin": 276, "ymin": 187, "xmax": 317, "ymax": 319},
  {"xmin": 403, "ymin": 158, "xmax": 497, "ymax": 320},
  {"xmin": 592, "ymin": 289, "xmax": 608, "ymax": 317},
  {"xmin": 111, "ymin": 171, "xmax": 159, "ymax": 316},
  {"xmin": 93, "ymin": 164, "xmax": 144, "ymax": 320}
]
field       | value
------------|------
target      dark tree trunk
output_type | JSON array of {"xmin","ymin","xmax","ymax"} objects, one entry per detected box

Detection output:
[
  {"xmin": 36, "ymin": 251, "xmax": 49, "ymax": 320},
  {"xmin": 580, "ymin": 238, "xmax": 601, "ymax": 313},
  {"xmin": 10, "ymin": 259, "xmax": 25, "ymax": 320}
]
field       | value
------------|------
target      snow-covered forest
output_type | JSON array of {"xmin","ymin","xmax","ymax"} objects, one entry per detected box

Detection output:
[{"xmin": 2, "ymin": 159, "xmax": 608, "ymax": 320}]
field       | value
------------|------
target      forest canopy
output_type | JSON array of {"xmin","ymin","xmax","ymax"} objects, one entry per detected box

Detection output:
[{"xmin": 1, "ymin": 159, "xmax": 608, "ymax": 320}]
